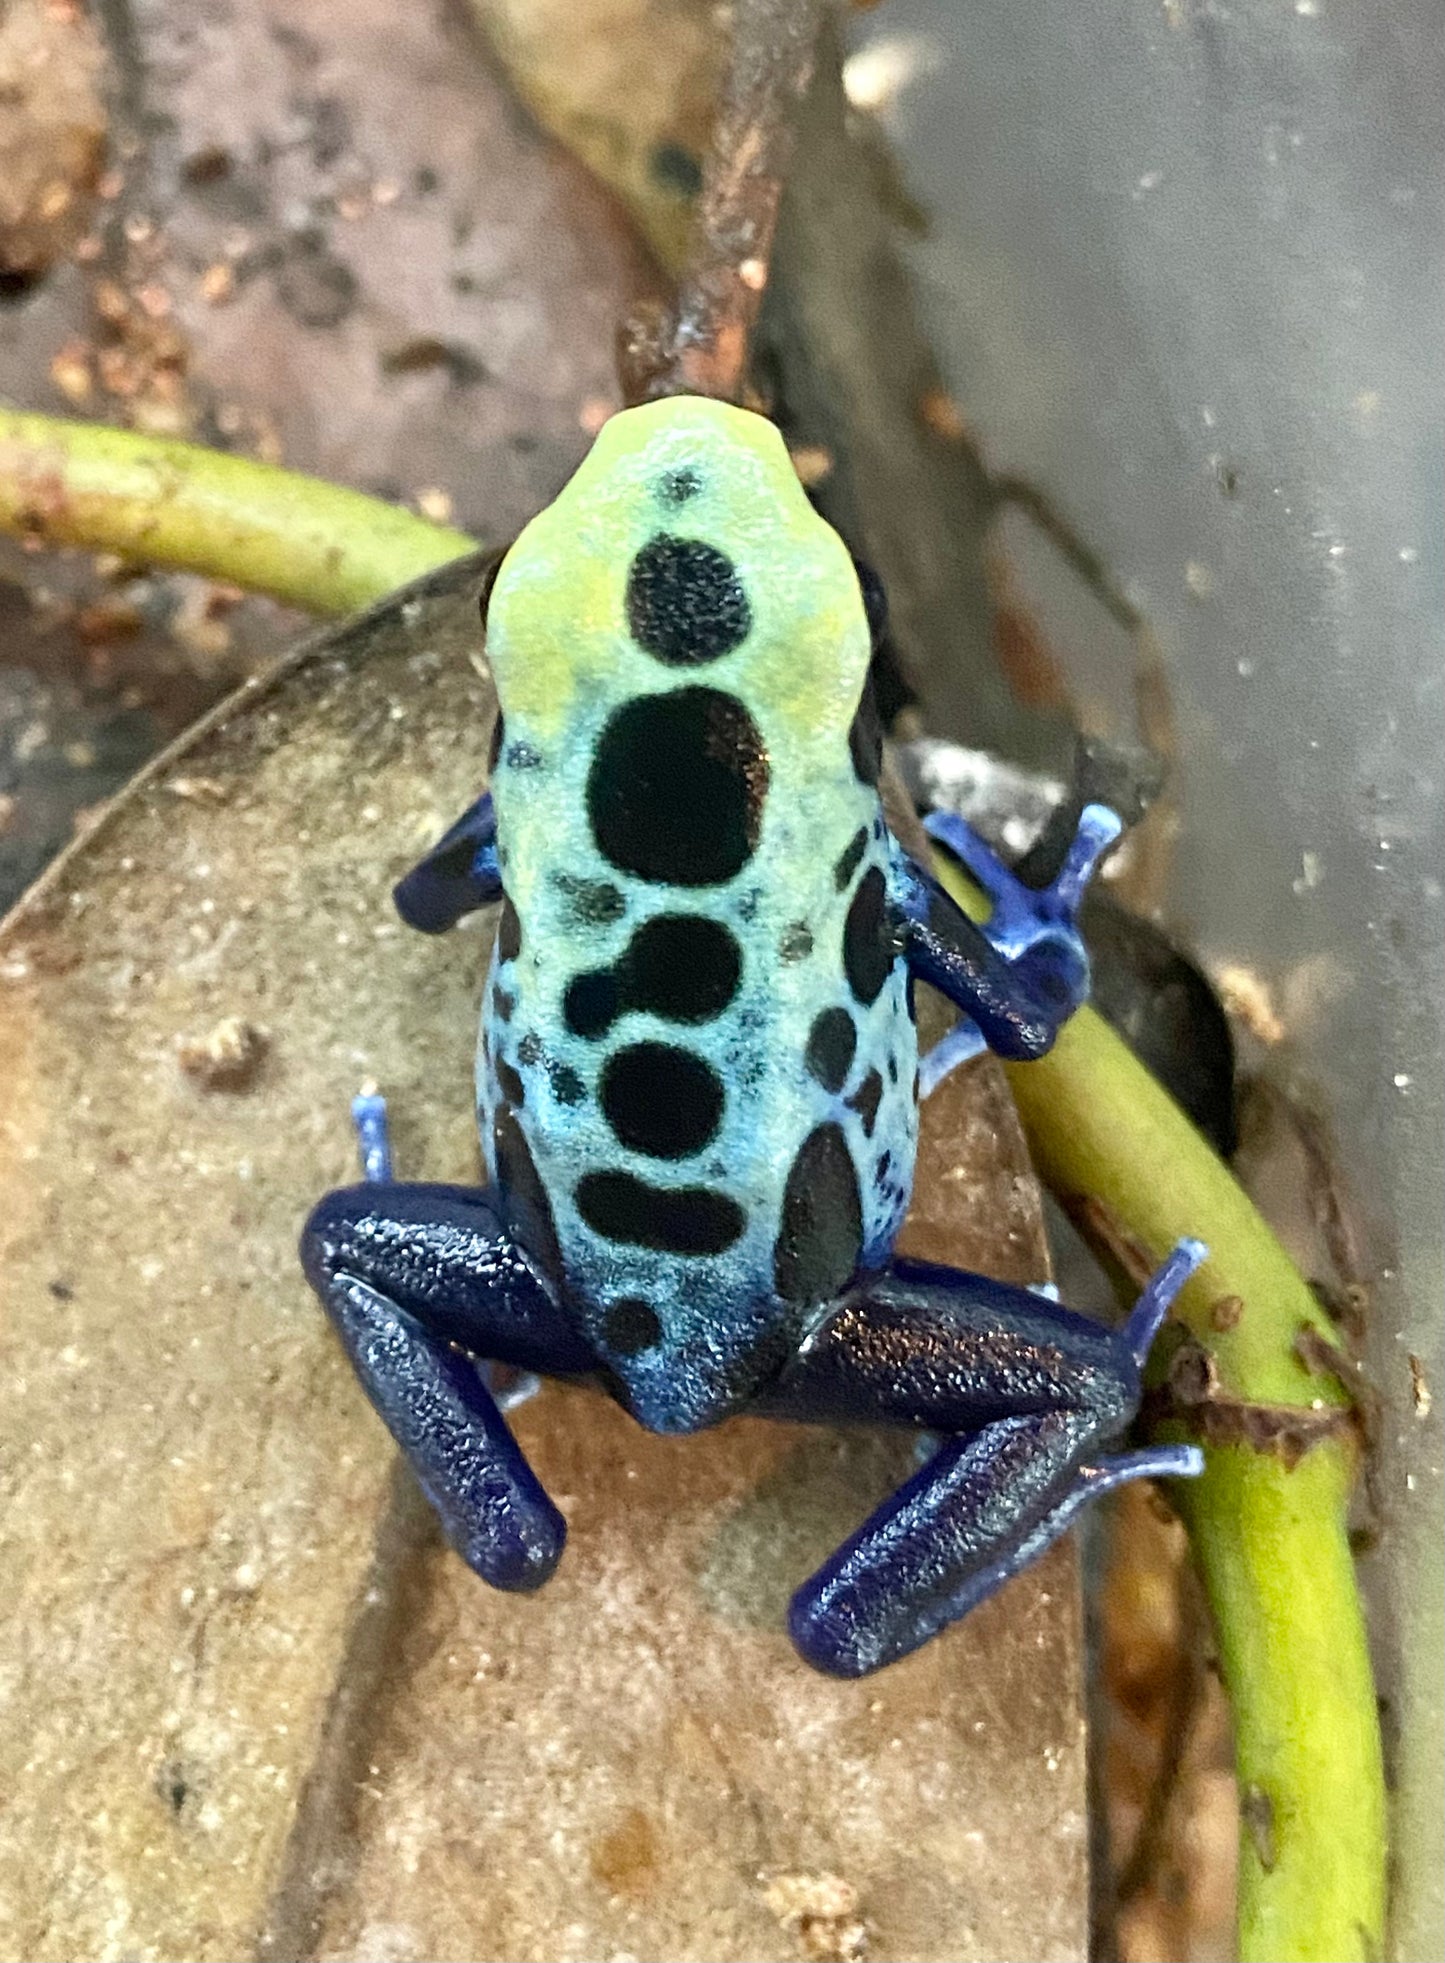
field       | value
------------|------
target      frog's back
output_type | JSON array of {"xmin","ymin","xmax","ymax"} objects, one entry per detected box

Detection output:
[{"xmin": 479, "ymin": 399, "xmax": 918, "ymax": 1432}]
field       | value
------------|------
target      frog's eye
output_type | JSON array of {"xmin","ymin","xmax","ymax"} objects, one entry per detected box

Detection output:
[
  {"xmin": 477, "ymin": 549, "xmax": 506, "ymax": 627},
  {"xmin": 851, "ymin": 555, "xmax": 889, "ymax": 653}
]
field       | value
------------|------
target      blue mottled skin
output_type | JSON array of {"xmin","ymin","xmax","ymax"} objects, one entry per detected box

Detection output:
[{"xmin": 303, "ymin": 396, "xmax": 1204, "ymax": 1678}]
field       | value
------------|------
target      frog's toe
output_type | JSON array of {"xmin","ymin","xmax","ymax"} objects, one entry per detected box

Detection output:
[{"xmin": 351, "ymin": 1085, "xmax": 394, "ymax": 1183}]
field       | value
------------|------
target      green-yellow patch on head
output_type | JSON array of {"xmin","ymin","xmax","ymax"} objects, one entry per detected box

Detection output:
[{"xmin": 485, "ymin": 397, "xmax": 870, "ymax": 747}]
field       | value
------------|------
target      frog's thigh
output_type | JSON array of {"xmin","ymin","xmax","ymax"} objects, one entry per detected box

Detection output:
[{"xmin": 301, "ymin": 1181, "xmax": 593, "ymax": 1591}]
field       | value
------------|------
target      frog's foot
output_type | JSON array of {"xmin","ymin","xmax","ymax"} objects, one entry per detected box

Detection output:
[
  {"xmin": 791, "ymin": 1420, "xmax": 1200, "ymax": 1678},
  {"xmin": 352, "ymin": 1085, "xmax": 394, "ymax": 1184},
  {"xmin": 916, "ymin": 801, "xmax": 1120, "ymax": 1093},
  {"xmin": 760, "ymin": 1237, "xmax": 1205, "ymax": 1676},
  {"xmin": 917, "ymin": 1017, "xmax": 987, "ymax": 1095},
  {"xmin": 922, "ymin": 802, "xmax": 1121, "ymax": 958},
  {"xmin": 301, "ymin": 1180, "xmax": 591, "ymax": 1583}
]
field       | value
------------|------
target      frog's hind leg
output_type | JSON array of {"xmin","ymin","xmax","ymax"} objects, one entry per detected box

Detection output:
[
  {"xmin": 301, "ymin": 1123, "xmax": 595, "ymax": 1592},
  {"xmin": 759, "ymin": 1240, "xmax": 1205, "ymax": 1676}
]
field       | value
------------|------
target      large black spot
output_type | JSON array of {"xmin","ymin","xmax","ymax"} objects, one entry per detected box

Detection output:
[
  {"xmin": 601, "ymin": 1042, "xmax": 723, "ymax": 1159},
  {"xmin": 576, "ymin": 1171, "xmax": 745, "ymax": 1255},
  {"xmin": 774, "ymin": 1123, "xmax": 863, "ymax": 1305},
  {"xmin": 564, "ymin": 969, "xmax": 620, "ymax": 1039},
  {"xmin": 497, "ymin": 894, "xmax": 522, "ymax": 962},
  {"xmin": 847, "ymin": 1067, "xmax": 884, "ymax": 1137},
  {"xmin": 587, "ymin": 687, "xmax": 768, "ymax": 886},
  {"xmin": 848, "ymin": 678, "xmax": 883, "ymax": 786},
  {"xmin": 805, "ymin": 1007, "xmax": 856, "ymax": 1093},
  {"xmin": 603, "ymin": 1296, "xmax": 663, "ymax": 1355},
  {"xmin": 495, "ymin": 1056, "xmax": 525, "ymax": 1107},
  {"xmin": 625, "ymin": 914, "xmax": 741, "ymax": 1022},
  {"xmin": 626, "ymin": 535, "xmax": 751, "ymax": 666},
  {"xmin": 835, "ymin": 826, "xmax": 868, "ymax": 890},
  {"xmin": 843, "ymin": 866, "xmax": 893, "ymax": 1005},
  {"xmin": 493, "ymin": 1107, "xmax": 562, "ymax": 1278}
]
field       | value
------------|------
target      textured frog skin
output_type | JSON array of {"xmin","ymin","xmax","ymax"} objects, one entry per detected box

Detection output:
[
  {"xmin": 478, "ymin": 398, "xmax": 916, "ymax": 1431},
  {"xmin": 301, "ymin": 395, "xmax": 1204, "ymax": 1677}
]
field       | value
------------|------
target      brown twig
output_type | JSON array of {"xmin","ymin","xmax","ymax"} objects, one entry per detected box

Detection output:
[{"xmin": 621, "ymin": 0, "xmax": 826, "ymax": 405}]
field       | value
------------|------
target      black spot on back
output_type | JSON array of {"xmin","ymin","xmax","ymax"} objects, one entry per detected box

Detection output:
[
  {"xmin": 495, "ymin": 1056, "xmax": 525, "ymax": 1107},
  {"xmin": 805, "ymin": 1007, "xmax": 856, "ymax": 1093},
  {"xmin": 587, "ymin": 687, "xmax": 769, "ymax": 886},
  {"xmin": 549, "ymin": 1062, "xmax": 586, "ymax": 1106},
  {"xmin": 835, "ymin": 826, "xmax": 868, "ymax": 890},
  {"xmin": 774, "ymin": 1124, "xmax": 863, "ymax": 1305},
  {"xmin": 564, "ymin": 970, "xmax": 620, "ymax": 1040},
  {"xmin": 505, "ymin": 739, "xmax": 542, "ymax": 770},
  {"xmin": 603, "ymin": 1296, "xmax": 663, "ymax": 1355},
  {"xmin": 625, "ymin": 914, "xmax": 741, "ymax": 1022},
  {"xmin": 576, "ymin": 1171, "xmax": 745, "ymax": 1255},
  {"xmin": 493, "ymin": 1107, "xmax": 562, "ymax": 1278},
  {"xmin": 517, "ymin": 1031, "xmax": 544, "ymax": 1066},
  {"xmin": 492, "ymin": 984, "xmax": 515, "ymax": 1022},
  {"xmin": 553, "ymin": 873, "xmax": 626, "ymax": 925},
  {"xmin": 843, "ymin": 866, "xmax": 893, "ymax": 1005},
  {"xmin": 497, "ymin": 894, "xmax": 522, "ymax": 962},
  {"xmin": 659, "ymin": 466, "xmax": 701, "ymax": 505},
  {"xmin": 487, "ymin": 711, "xmax": 505, "ymax": 774},
  {"xmin": 847, "ymin": 1067, "xmax": 884, "ymax": 1137},
  {"xmin": 564, "ymin": 915, "xmax": 739, "ymax": 1040},
  {"xmin": 626, "ymin": 534, "xmax": 751, "ymax": 666},
  {"xmin": 780, "ymin": 921, "xmax": 813, "ymax": 962},
  {"xmin": 874, "ymin": 1148, "xmax": 893, "ymax": 1187},
  {"xmin": 601, "ymin": 1042, "xmax": 723, "ymax": 1159},
  {"xmin": 848, "ymin": 678, "xmax": 883, "ymax": 786}
]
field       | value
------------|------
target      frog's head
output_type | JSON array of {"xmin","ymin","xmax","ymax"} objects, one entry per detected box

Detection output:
[{"xmin": 484, "ymin": 397, "xmax": 872, "ymax": 749}]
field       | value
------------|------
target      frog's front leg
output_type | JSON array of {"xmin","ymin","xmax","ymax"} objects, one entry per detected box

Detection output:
[
  {"xmin": 301, "ymin": 1170, "xmax": 595, "ymax": 1591},
  {"xmin": 898, "ymin": 802, "xmax": 1120, "ymax": 1089},
  {"xmin": 756, "ymin": 1240, "xmax": 1205, "ymax": 1677},
  {"xmin": 392, "ymin": 788, "xmax": 502, "ymax": 933}
]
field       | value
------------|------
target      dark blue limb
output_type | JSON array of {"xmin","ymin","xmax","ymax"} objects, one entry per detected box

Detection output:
[
  {"xmin": 301, "ymin": 1177, "xmax": 595, "ymax": 1591},
  {"xmin": 905, "ymin": 801, "xmax": 1121, "ymax": 1080},
  {"xmin": 392, "ymin": 789, "xmax": 501, "ymax": 933},
  {"xmin": 760, "ymin": 1240, "xmax": 1205, "ymax": 1676}
]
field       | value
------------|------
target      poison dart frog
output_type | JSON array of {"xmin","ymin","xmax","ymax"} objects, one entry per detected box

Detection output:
[{"xmin": 301, "ymin": 395, "xmax": 1203, "ymax": 1678}]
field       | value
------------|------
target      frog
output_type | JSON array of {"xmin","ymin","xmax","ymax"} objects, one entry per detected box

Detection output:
[{"xmin": 301, "ymin": 394, "xmax": 1204, "ymax": 1679}]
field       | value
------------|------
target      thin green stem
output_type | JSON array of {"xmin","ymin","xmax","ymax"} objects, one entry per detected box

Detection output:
[
  {"xmin": 936, "ymin": 856, "xmax": 1386, "ymax": 1962},
  {"xmin": 0, "ymin": 409, "xmax": 471, "ymax": 616}
]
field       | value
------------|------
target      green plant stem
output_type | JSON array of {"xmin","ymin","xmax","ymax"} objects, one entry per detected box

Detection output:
[
  {"xmin": 0, "ymin": 409, "xmax": 472, "ymax": 616},
  {"xmin": 936, "ymin": 861, "xmax": 1386, "ymax": 1961},
  {"xmin": 1, "ymin": 407, "xmax": 1386, "ymax": 1959}
]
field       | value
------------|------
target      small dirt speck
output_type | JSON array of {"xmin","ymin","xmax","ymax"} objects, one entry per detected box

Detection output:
[{"xmin": 177, "ymin": 1016, "xmax": 270, "ymax": 1091}]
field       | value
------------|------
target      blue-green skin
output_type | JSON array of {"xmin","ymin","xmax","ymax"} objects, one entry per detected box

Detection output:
[{"xmin": 481, "ymin": 398, "xmax": 914, "ymax": 1431}]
